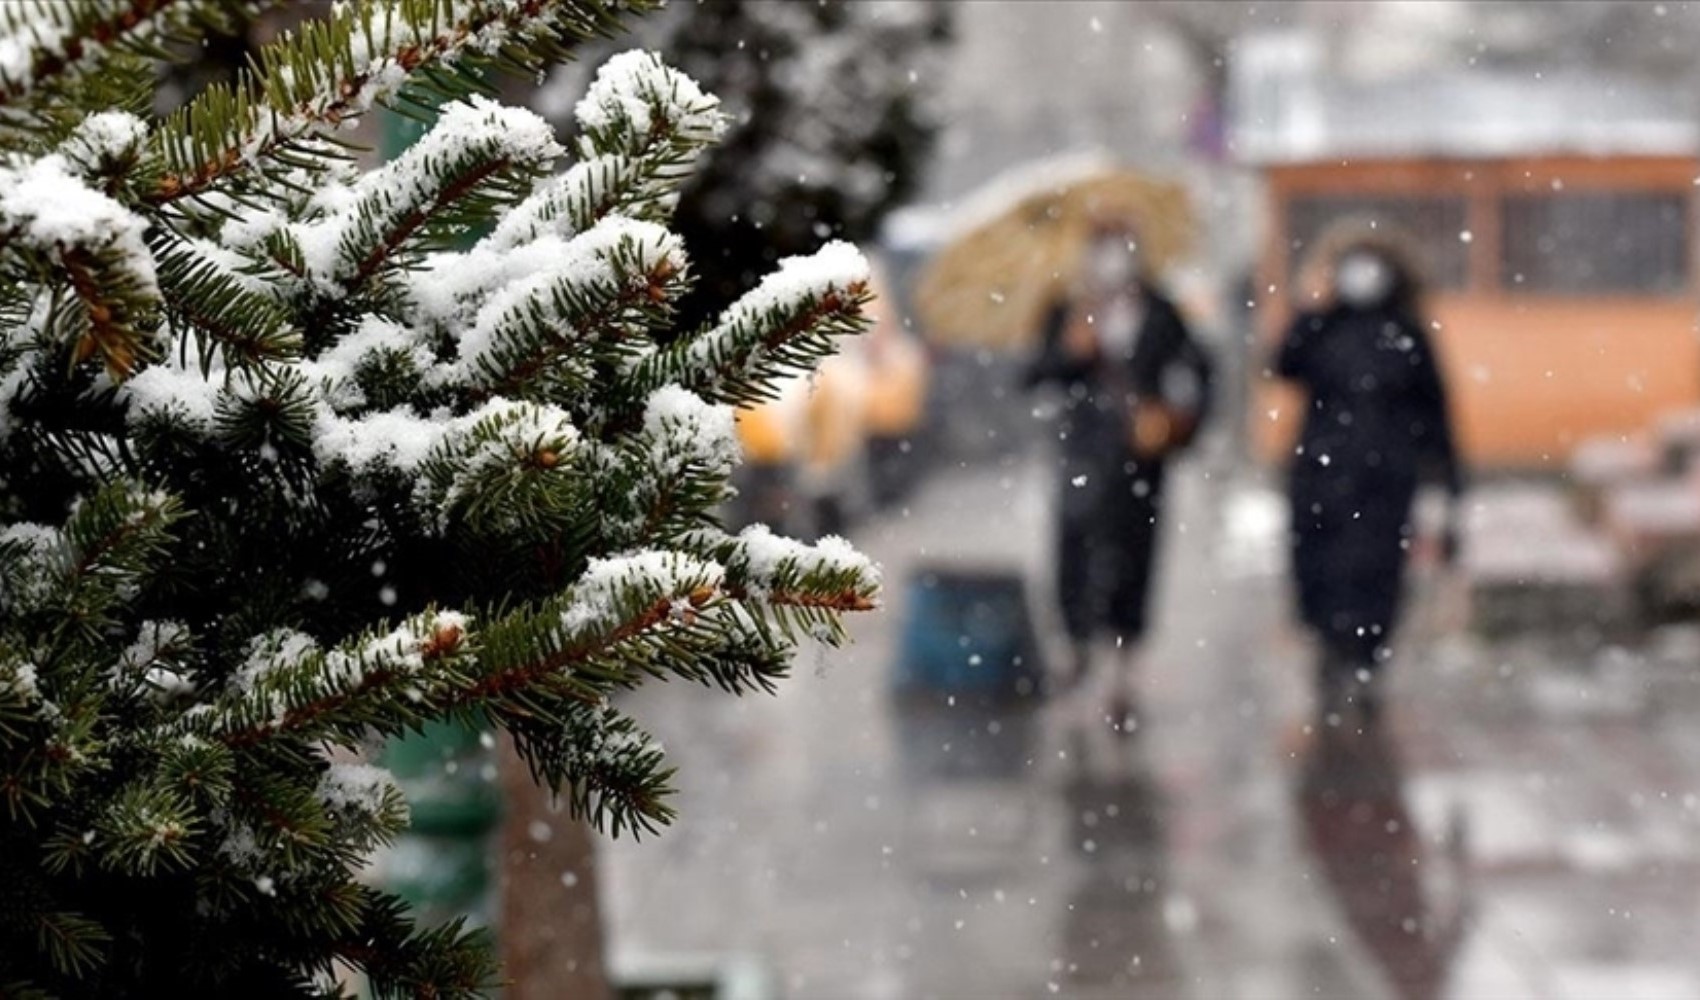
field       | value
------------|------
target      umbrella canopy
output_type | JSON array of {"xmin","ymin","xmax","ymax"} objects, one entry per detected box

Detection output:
[{"xmin": 914, "ymin": 163, "xmax": 1194, "ymax": 350}]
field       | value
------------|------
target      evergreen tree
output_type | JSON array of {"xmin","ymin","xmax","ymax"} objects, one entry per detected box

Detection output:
[{"xmin": 0, "ymin": 2, "xmax": 879, "ymax": 996}]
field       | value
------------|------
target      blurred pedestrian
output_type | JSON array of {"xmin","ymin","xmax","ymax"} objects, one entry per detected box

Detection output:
[
  {"xmin": 1025, "ymin": 218, "xmax": 1214, "ymax": 731},
  {"xmin": 1275, "ymin": 230, "xmax": 1463, "ymax": 724}
]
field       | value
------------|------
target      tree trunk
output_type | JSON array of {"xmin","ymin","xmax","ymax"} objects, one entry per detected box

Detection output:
[{"xmin": 498, "ymin": 737, "xmax": 612, "ymax": 1000}]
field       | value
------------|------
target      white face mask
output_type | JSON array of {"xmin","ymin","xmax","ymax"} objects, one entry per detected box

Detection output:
[
  {"xmin": 1086, "ymin": 239, "xmax": 1138, "ymax": 290},
  {"xmin": 1335, "ymin": 251, "xmax": 1394, "ymax": 308}
]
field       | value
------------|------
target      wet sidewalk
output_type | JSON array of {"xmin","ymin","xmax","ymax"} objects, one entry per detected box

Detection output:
[{"xmin": 601, "ymin": 455, "xmax": 1700, "ymax": 1000}]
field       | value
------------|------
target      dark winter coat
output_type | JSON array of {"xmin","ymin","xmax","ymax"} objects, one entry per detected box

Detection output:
[
  {"xmin": 1024, "ymin": 287, "xmax": 1212, "ymax": 643},
  {"xmin": 1276, "ymin": 302, "xmax": 1460, "ymax": 665}
]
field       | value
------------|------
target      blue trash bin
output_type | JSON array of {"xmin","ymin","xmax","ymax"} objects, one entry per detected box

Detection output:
[{"xmin": 893, "ymin": 566, "xmax": 1045, "ymax": 703}]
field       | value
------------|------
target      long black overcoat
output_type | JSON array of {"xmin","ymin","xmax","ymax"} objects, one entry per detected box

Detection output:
[{"xmin": 1276, "ymin": 302, "xmax": 1460, "ymax": 663}]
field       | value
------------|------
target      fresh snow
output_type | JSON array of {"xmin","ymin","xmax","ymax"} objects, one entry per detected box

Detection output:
[
  {"xmin": 734, "ymin": 523, "xmax": 881, "ymax": 596},
  {"xmin": 289, "ymin": 96, "xmax": 562, "ymax": 292},
  {"xmin": 115, "ymin": 620, "xmax": 195, "ymax": 699},
  {"xmin": 316, "ymin": 762, "xmax": 403, "ymax": 818},
  {"xmin": 301, "ymin": 316, "xmax": 433, "ymax": 413},
  {"xmin": 690, "ymin": 241, "xmax": 869, "ymax": 367},
  {"xmin": 233, "ymin": 629, "xmax": 322, "ymax": 695},
  {"xmin": 560, "ymin": 550, "xmax": 725, "ymax": 636},
  {"xmin": 0, "ymin": 153, "xmax": 158, "ymax": 294},
  {"xmin": 642, "ymin": 385, "xmax": 740, "ymax": 480},
  {"xmin": 119, "ymin": 356, "xmax": 221, "ymax": 432},
  {"xmin": 3, "ymin": 660, "xmax": 40, "ymax": 702},
  {"xmin": 409, "ymin": 233, "xmax": 590, "ymax": 333},
  {"xmin": 433, "ymin": 398, "xmax": 583, "ymax": 523},
  {"xmin": 484, "ymin": 154, "xmax": 639, "ymax": 251},
  {"xmin": 0, "ymin": 6, "xmax": 67, "ymax": 88},
  {"xmin": 330, "ymin": 609, "xmax": 470, "ymax": 682},
  {"xmin": 227, "ymin": 1, "xmax": 566, "ymax": 175},
  {"xmin": 454, "ymin": 215, "xmax": 685, "ymax": 380},
  {"xmin": 58, "ymin": 112, "xmax": 149, "ymax": 173},
  {"xmin": 574, "ymin": 50, "xmax": 726, "ymax": 150},
  {"xmin": 313, "ymin": 406, "xmax": 450, "ymax": 474}
]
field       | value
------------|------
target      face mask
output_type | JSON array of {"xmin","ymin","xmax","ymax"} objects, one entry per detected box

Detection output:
[
  {"xmin": 1086, "ymin": 239, "xmax": 1138, "ymax": 290},
  {"xmin": 1334, "ymin": 252, "xmax": 1393, "ymax": 308}
]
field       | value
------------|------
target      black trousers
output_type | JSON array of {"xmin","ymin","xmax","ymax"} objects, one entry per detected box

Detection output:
[{"xmin": 1055, "ymin": 457, "xmax": 1166, "ymax": 644}]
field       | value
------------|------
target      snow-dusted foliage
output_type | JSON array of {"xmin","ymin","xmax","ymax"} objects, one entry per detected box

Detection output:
[
  {"xmin": 0, "ymin": 2, "xmax": 878, "ymax": 995},
  {"xmin": 534, "ymin": 0, "xmax": 951, "ymax": 321}
]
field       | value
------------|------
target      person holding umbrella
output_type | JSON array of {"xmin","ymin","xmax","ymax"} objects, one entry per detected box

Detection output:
[
  {"xmin": 1275, "ymin": 229, "xmax": 1464, "ymax": 724},
  {"xmin": 1024, "ymin": 218, "xmax": 1214, "ymax": 732}
]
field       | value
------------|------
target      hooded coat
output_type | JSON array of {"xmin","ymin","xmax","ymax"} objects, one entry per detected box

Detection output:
[{"xmin": 1276, "ymin": 274, "xmax": 1460, "ymax": 666}]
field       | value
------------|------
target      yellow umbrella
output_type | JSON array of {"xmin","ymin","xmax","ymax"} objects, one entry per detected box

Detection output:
[{"xmin": 914, "ymin": 164, "xmax": 1194, "ymax": 351}]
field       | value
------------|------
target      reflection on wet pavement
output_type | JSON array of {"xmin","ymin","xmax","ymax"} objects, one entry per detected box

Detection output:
[
  {"xmin": 1297, "ymin": 725, "xmax": 1466, "ymax": 1000},
  {"xmin": 603, "ymin": 459, "xmax": 1700, "ymax": 999},
  {"xmin": 1055, "ymin": 716, "xmax": 1182, "ymax": 997}
]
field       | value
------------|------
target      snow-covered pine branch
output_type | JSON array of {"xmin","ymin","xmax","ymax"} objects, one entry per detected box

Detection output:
[
  {"xmin": 149, "ymin": 235, "xmax": 300, "ymax": 366},
  {"xmin": 288, "ymin": 97, "xmax": 564, "ymax": 299},
  {"xmin": 626, "ymin": 239, "xmax": 873, "ymax": 408},
  {"xmin": 448, "ymin": 215, "xmax": 687, "ymax": 398},
  {"xmin": 0, "ymin": 136, "xmax": 160, "ymax": 378},
  {"xmin": 417, "ymin": 397, "xmax": 587, "ymax": 535},
  {"xmin": 0, "ymin": 0, "xmax": 258, "ymax": 109},
  {"xmin": 489, "ymin": 49, "xmax": 726, "ymax": 250}
]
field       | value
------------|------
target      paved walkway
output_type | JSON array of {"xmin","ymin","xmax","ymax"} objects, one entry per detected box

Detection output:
[{"xmin": 602, "ymin": 454, "xmax": 1700, "ymax": 1000}]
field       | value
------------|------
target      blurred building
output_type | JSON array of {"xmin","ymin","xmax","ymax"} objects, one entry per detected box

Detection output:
[{"xmin": 1234, "ymin": 30, "xmax": 1700, "ymax": 468}]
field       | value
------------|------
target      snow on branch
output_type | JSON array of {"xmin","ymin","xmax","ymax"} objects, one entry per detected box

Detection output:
[
  {"xmin": 452, "ymin": 214, "xmax": 687, "ymax": 394},
  {"xmin": 628, "ymin": 239, "xmax": 871, "ymax": 407},
  {"xmin": 0, "ymin": 0, "xmax": 180, "ymax": 107},
  {"xmin": 573, "ymin": 49, "xmax": 725, "ymax": 153},
  {"xmin": 109, "ymin": 619, "xmax": 196, "ymax": 702},
  {"xmin": 419, "ymin": 396, "xmax": 586, "ymax": 534},
  {"xmin": 150, "ymin": 236, "xmax": 300, "ymax": 367},
  {"xmin": 484, "ymin": 49, "xmax": 727, "ymax": 250},
  {"xmin": 209, "ymin": 549, "xmax": 724, "ymax": 749},
  {"xmin": 56, "ymin": 110, "xmax": 150, "ymax": 178},
  {"xmin": 289, "ymin": 97, "xmax": 563, "ymax": 295},
  {"xmin": 209, "ymin": 609, "xmax": 474, "ymax": 748},
  {"xmin": 640, "ymin": 384, "xmax": 740, "ymax": 482},
  {"xmin": 0, "ymin": 149, "xmax": 160, "ymax": 378},
  {"xmin": 717, "ymin": 524, "xmax": 881, "ymax": 611},
  {"xmin": 313, "ymin": 406, "xmax": 454, "ymax": 477},
  {"xmin": 118, "ymin": 351, "xmax": 222, "ymax": 434},
  {"xmin": 444, "ymin": 548, "xmax": 728, "ymax": 707}
]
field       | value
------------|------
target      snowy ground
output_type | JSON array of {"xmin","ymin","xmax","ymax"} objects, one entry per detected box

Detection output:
[{"xmin": 602, "ymin": 454, "xmax": 1700, "ymax": 1000}]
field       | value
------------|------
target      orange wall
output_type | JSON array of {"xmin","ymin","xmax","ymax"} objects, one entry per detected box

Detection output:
[
  {"xmin": 1430, "ymin": 297, "xmax": 1700, "ymax": 466},
  {"xmin": 1253, "ymin": 156, "xmax": 1700, "ymax": 469}
]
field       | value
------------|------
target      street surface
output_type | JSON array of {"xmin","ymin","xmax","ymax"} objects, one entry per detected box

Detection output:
[{"xmin": 604, "ymin": 454, "xmax": 1700, "ymax": 1000}]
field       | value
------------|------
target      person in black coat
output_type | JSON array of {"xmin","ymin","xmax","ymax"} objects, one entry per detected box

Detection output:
[
  {"xmin": 1275, "ymin": 233, "xmax": 1463, "ymax": 723},
  {"xmin": 1025, "ymin": 220, "xmax": 1213, "ymax": 731}
]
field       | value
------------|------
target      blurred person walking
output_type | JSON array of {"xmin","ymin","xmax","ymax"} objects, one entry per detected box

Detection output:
[
  {"xmin": 1025, "ymin": 219, "xmax": 1214, "ymax": 732},
  {"xmin": 1275, "ymin": 231, "xmax": 1463, "ymax": 724}
]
